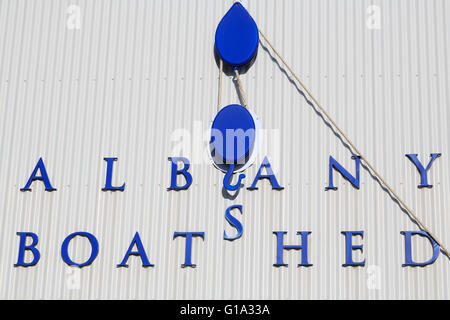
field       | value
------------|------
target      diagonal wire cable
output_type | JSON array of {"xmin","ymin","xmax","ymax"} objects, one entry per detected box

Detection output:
[
  {"xmin": 258, "ymin": 28, "xmax": 450, "ymax": 258},
  {"xmin": 234, "ymin": 69, "xmax": 248, "ymax": 108},
  {"xmin": 218, "ymin": 58, "xmax": 223, "ymax": 111}
]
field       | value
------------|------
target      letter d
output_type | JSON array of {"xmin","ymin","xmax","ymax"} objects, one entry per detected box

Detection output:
[{"xmin": 402, "ymin": 231, "xmax": 440, "ymax": 267}]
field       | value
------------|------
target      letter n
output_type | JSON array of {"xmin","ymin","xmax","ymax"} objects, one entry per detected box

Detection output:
[{"xmin": 326, "ymin": 155, "xmax": 360, "ymax": 190}]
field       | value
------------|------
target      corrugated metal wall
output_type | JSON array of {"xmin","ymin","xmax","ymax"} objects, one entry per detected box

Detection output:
[{"xmin": 0, "ymin": 0, "xmax": 449, "ymax": 299}]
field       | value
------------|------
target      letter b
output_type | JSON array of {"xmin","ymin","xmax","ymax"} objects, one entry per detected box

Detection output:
[
  {"xmin": 168, "ymin": 157, "xmax": 192, "ymax": 190},
  {"xmin": 15, "ymin": 232, "xmax": 40, "ymax": 267}
]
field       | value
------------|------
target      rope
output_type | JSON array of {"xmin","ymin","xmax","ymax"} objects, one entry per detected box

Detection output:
[
  {"xmin": 218, "ymin": 58, "xmax": 223, "ymax": 111},
  {"xmin": 258, "ymin": 28, "xmax": 450, "ymax": 258},
  {"xmin": 234, "ymin": 69, "xmax": 248, "ymax": 108}
]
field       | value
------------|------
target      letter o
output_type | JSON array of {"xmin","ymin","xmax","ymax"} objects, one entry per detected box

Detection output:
[{"xmin": 61, "ymin": 232, "xmax": 99, "ymax": 267}]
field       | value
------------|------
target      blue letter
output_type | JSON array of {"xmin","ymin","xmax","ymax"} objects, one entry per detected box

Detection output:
[
  {"xmin": 102, "ymin": 157, "xmax": 125, "ymax": 191},
  {"xmin": 224, "ymin": 205, "xmax": 243, "ymax": 241},
  {"xmin": 341, "ymin": 231, "xmax": 365, "ymax": 266},
  {"xmin": 168, "ymin": 157, "xmax": 193, "ymax": 190},
  {"xmin": 117, "ymin": 232, "xmax": 154, "ymax": 267},
  {"xmin": 273, "ymin": 231, "xmax": 312, "ymax": 267},
  {"xmin": 401, "ymin": 231, "xmax": 440, "ymax": 267},
  {"xmin": 173, "ymin": 232, "xmax": 204, "ymax": 268},
  {"xmin": 20, "ymin": 158, "xmax": 56, "ymax": 191},
  {"xmin": 248, "ymin": 156, "xmax": 284, "ymax": 190},
  {"xmin": 61, "ymin": 232, "xmax": 99, "ymax": 267},
  {"xmin": 405, "ymin": 153, "xmax": 441, "ymax": 188},
  {"xmin": 15, "ymin": 232, "xmax": 40, "ymax": 267},
  {"xmin": 223, "ymin": 164, "xmax": 245, "ymax": 191},
  {"xmin": 326, "ymin": 155, "xmax": 360, "ymax": 190}
]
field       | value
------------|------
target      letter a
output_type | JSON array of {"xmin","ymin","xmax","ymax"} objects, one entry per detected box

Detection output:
[{"xmin": 21, "ymin": 158, "xmax": 56, "ymax": 191}]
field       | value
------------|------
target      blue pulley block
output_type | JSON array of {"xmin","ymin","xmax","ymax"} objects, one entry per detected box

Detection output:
[
  {"xmin": 211, "ymin": 104, "xmax": 256, "ymax": 164},
  {"xmin": 215, "ymin": 2, "xmax": 259, "ymax": 69}
]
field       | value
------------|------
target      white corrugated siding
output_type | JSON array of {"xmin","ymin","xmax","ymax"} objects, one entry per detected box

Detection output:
[{"xmin": 0, "ymin": 0, "xmax": 449, "ymax": 299}]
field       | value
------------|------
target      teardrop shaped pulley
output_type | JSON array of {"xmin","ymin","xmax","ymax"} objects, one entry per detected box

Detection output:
[{"xmin": 215, "ymin": 2, "xmax": 259, "ymax": 70}]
